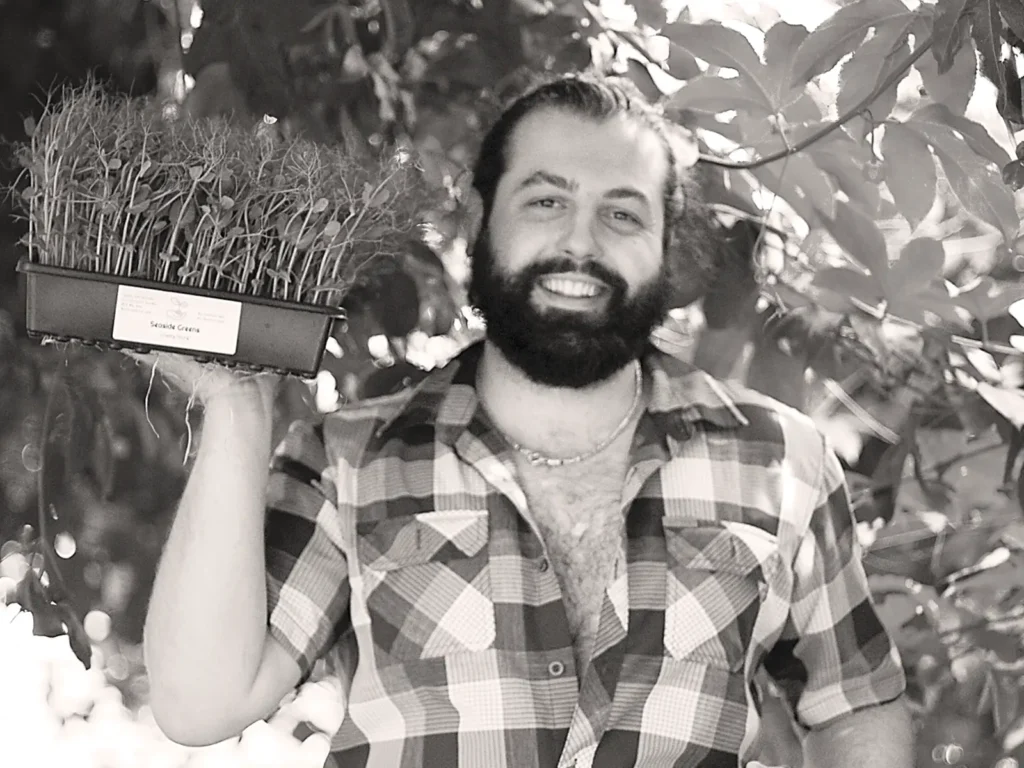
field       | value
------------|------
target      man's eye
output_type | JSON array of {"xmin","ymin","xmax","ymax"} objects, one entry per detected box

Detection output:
[
  {"xmin": 611, "ymin": 210, "xmax": 643, "ymax": 226},
  {"xmin": 530, "ymin": 198, "xmax": 561, "ymax": 209}
]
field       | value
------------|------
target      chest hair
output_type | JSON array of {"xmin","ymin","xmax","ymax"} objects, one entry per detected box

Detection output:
[{"xmin": 515, "ymin": 448, "xmax": 630, "ymax": 674}]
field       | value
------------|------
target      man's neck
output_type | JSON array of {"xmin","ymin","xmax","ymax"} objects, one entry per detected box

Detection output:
[{"xmin": 475, "ymin": 341, "xmax": 645, "ymax": 460}]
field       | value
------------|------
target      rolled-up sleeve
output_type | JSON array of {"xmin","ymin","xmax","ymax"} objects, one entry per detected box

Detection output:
[
  {"xmin": 264, "ymin": 419, "xmax": 351, "ymax": 683},
  {"xmin": 767, "ymin": 439, "xmax": 906, "ymax": 729}
]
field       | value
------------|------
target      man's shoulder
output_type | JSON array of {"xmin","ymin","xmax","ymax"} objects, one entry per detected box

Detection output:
[
  {"xmin": 319, "ymin": 386, "xmax": 420, "ymax": 457},
  {"xmin": 685, "ymin": 371, "xmax": 828, "ymax": 464}
]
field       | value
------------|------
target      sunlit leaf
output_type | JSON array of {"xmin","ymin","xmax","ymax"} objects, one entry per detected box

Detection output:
[
  {"xmin": 812, "ymin": 266, "xmax": 885, "ymax": 309},
  {"xmin": 999, "ymin": 0, "xmax": 1024, "ymax": 43},
  {"xmin": 911, "ymin": 103, "xmax": 1012, "ymax": 167},
  {"xmin": 763, "ymin": 21, "xmax": 810, "ymax": 106},
  {"xmin": 668, "ymin": 75, "xmax": 775, "ymax": 115},
  {"xmin": 907, "ymin": 120, "xmax": 1020, "ymax": 240},
  {"xmin": 932, "ymin": 0, "xmax": 974, "ymax": 73},
  {"xmin": 971, "ymin": 0, "xmax": 1006, "ymax": 98},
  {"xmin": 624, "ymin": 58, "xmax": 663, "ymax": 102},
  {"xmin": 916, "ymin": 35, "xmax": 978, "ymax": 115},
  {"xmin": 881, "ymin": 123, "xmax": 938, "ymax": 230},
  {"xmin": 978, "ymin": 382, "xmax": 1024, "ymax": 429},
  {"xmin": 663, "ymin": 22, "xmax": 775, "ymax": 110},
  {"xmin": 956, "ymin": 276, "xmax": 1024, "ymax": 321},
  {"xmin": 789, "ymin": 0, "xmax": 915, "ymax": 87},
  {"xmin": 822, "ymin": 200, "xmax": 890, "ymax": 277},
  {"xmin": 809, "ymin": 139, "xmax": 882, "ymax": 214},
  {"xmin": 836, "ymin": 17, "xmax": 915, "ymax": 122}
]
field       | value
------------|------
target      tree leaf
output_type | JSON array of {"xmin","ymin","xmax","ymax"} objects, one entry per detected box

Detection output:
[
  {"xmin": 998, "ymin": 0, "xmax": 1024, "ymax": 43},
  {"xmin": 971, "ymin": 0, "xmax": 1004, "ymax": 96},
  {"xmin": 886, "ymin": 237, "xmax": 946, "ymax": 297},
  {"xmin": 664, "ymin": 22, "xmax": 775, "ymax": 110},
  {"xmin": 932, "ymin": 0, "xmax": 975, "ymax": 73},
  {"xmin": 836, "ymin": 17, "xmax": 915, "ymax": 122},
  {"xmin": 881, "ymin": 123, "xmax": 938, "ymax": 230},
  {"xmin": 916, "ymin": 35, "xmax": 978, "ymax": 115},
  {"xmin": 823, "ymin": 200, "xmax": 891, "ymax": 277},
  {"xmin": 978, "ymin": 382, "xmax": 1024, "ymax": 428},
  {"xmin": 666, "ymin": 43, "xmax": 701, "ymax": 80},
  {"xmin": 911, "ymin": 103, "xmax": 1012, "ymax": 167},
  {"xmin": 789, "ymin": 0, "xmax": 916, "ymax": 87},
  {"xmin": 625, "ymin": 58, "xmax": 663, "ymax": 102},
  {"xmin": 907, "ymin": 120, "xmax": 1020, "ymax": 240},
  {"xmin": 668, "ymin": 75, "xmax": 775, "ymax": 115},
  {"xmin": 763, "ymin": 21, "xmax": 810, "ymax": 105},
  {"xmin": 812, "ymin": 266, "xmax": 885, "ymax": 308},
  {"xmin": 808, "ymin": 140, "xmax": 883, "ymax": 214},
  {"xmin": 957, "ymin": 276, "xmax": 1024, "ymax": 321}
]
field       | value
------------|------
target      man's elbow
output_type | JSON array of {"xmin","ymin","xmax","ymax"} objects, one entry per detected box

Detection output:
[{"xmin": 149, "ymin": 692, "xmax": 256, "ymax": 747}]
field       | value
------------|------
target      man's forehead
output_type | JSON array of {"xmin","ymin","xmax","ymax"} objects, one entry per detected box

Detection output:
[{"xmin": 503, "ymin": 108, "xmax": 671, "ymax": 190}]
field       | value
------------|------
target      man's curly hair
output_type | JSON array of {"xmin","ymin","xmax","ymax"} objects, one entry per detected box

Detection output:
[{"xmin": 470, "ymin": 72, "xmax": 718, "ymax": 306}]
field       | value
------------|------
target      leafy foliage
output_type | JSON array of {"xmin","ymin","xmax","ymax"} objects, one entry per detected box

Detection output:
[{"xmin": 4, "ymin": 0, "xmax": 1024, "ymax": 765}]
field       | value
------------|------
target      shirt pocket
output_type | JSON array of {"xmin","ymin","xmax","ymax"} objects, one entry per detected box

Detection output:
[
  {"xmin": 356, "ymin": 509, "xmax": 495, "ymax": 663},
  {"xmin": 663, "ymin": 521, "xmax": 774, "ymax": 673}
]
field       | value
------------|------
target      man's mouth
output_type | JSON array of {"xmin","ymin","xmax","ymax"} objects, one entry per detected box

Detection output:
[{"xmin": 537, "ymin": 275, "xmax": 607, "ymax": 299}]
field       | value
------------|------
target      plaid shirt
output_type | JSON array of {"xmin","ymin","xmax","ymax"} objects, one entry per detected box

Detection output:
[{"xmin": 264, "ymin": 341, "xmax": 905, "ymax": 768}]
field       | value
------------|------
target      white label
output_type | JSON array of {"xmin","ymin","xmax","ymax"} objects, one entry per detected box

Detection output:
[{"xmin": 112, "ymin": 285, "xmax": 242, "ymax": 355}]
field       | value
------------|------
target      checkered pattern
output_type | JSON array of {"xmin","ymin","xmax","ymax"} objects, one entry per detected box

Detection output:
[{"xmin": 264, "ymin": 341, "xmax": 906, "ymax": 768}]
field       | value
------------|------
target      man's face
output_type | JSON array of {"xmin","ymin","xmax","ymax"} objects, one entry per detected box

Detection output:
[{"xmin": 469, "ymin": 108, "xmax": 672, "ymax": 389}]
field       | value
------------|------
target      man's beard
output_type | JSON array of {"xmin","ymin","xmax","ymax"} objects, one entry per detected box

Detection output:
[{"xmin": 467, "ymin": 229, "xmax": 670, "ymax": 389}]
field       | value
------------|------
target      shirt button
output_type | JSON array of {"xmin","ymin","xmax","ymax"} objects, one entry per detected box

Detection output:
[
  {"xmin": 538, "ymin": 558, "xmax": 550, "ymax": 572},
  {"xmin": 548, "ymin": 660, "xmax": 565, "ymax": 677}
]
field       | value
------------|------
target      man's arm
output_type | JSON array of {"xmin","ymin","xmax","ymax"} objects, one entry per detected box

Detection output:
[
  {"xmin": 144, "ymin": 375, "xmax": 304, "ymax": 746},
  {"xmin": 803, "ymin": 698, "xmax": 913, "ymax": 768}
]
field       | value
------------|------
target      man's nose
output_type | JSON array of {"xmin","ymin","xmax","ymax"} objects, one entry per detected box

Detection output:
[{"xmin": 557, "ymin": 210, "xmax": 599, "ymax": 261}]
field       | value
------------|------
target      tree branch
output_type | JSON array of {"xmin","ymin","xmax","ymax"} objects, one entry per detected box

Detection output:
[{"xmin": 697, "ymin": 33, "xmax": 936, "ymax": 170}]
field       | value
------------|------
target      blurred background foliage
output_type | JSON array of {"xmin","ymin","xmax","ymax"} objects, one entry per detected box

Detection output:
[{"xmin": 4, "ymin": 0, "xmax": 1024, "ymax": 766}]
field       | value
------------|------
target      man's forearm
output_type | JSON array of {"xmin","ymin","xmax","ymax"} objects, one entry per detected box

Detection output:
[
  {"xmin": 144, "ymin": 392, "xmax": 275, "ymax": 744},
  {"xmin": 803, "ymin": 698, "xmax": 914, "ymax": 768}
]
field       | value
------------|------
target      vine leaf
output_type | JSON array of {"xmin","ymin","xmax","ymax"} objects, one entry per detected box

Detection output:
[
  {"xmin": 789, "ymin": 0, "xmax": 916, "ymax": 88},
  {"xmin": 911, "ymin": 103, "xmax": 1011, "ymax": 167},
  {"xmin": 763, "ymin": 21, "xmax": 810, "ymax": 106},
  {"xmin": 881, "ymin": 123, "xmax": 938, "ymax": 231},
  {"xmin": 999, "ymin": 0, "xmax": 1024, "ymax": 43},
  {"xmin": 905, "ymin": 118, "xmax": 1019, "ymax": 240},
  {"xmin": 836, "ymin": 16, "xmax": 915, "ymax": 127},
  {"xmin": 886, "ymin": 237, "xmax": 945, "ymax": 295},
  {"xmin": 663, "ymin": 22, "xmax": 776, "ymax": 111},
  {"xmin": 932, "ymin": 0, "xmax": 975, "ymax": 72},
  {"xmin": 823, "ymin": 200, "xmax": 891, "ymax": 278},
  {"xmin": 811, "ymin": 266, "xmax": 885, "ymax": 311},
  {"xmin": 956, "ymin": 277, "xmax": 1024, "ymax": 322},
  {"xmin": 809, "ymin": 138, "xmax": 882, "ymax": 214},
  {"xmin": 668, "ymin": 75, "xmax": 775, "ymax": 115},
  {"xmin": 916, "ymin": 35, "xmax": 979, "ymax": 115},
  {"xmin": 971, "ymin": 0, "xmax": 1005, "ymax": 95}
]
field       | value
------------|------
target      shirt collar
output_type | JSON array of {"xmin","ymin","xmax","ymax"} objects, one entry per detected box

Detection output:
[{"xmin": 374, "ymin": 339, "xmax": 749, "ymax": 443}]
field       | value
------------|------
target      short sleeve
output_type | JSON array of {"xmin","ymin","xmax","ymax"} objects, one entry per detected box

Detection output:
[
  {"xmin": 264, "ymin": 419, "xmax": 351, "ymax": 684},
  {"xmin": 764, "ymin": 440, "xmax": 906, "ymax": 729}
]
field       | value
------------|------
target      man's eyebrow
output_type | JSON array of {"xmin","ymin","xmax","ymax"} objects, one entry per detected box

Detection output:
[
  {"xmin": 515, "ymin": 170, "xmax": 577, "ymax": 192},
  {"xmin": 606, "ymin": 186, "xmax": 652, "ymax": 209}
]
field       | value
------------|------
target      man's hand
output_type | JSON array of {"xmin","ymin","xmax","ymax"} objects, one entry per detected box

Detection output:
[{"xmin": 124, "ymin": 350, "xmax": 280, "ymax": 420}]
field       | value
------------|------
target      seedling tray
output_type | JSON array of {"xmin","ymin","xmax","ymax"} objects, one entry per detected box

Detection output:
[{"xmin": 18, "ymin": 260, "xmax": 344, "ymax": 377}]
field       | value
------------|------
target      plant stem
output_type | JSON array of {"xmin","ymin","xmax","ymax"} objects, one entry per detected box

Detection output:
[{"xmin": 696, "ymin": 33, "xmax": 936, "ymax": 169}]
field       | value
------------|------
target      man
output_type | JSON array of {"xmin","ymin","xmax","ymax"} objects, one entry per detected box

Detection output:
[{"xmin": 141, "ymin": 74, "xmax": 913, "ymax": 767}]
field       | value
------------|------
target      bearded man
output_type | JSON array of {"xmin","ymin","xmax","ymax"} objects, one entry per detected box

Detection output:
[{"xmin": 140, "ymin": 74, "xmax": 913, "ymax": 768}]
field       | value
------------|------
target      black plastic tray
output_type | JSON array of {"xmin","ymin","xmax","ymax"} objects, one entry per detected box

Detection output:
[{"xmin": 17, "ymin": 260, "xmax": 343, "ymax": 378}]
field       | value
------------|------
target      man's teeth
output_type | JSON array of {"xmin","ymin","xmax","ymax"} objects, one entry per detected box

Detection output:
[{"xmin": 541, "ymin": 278, "xmax": 601, "ymax": 298}]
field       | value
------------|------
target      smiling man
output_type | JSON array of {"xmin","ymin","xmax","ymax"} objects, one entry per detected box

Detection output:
[{"xmin": 142, "ymin": 74, "xmax": 913, "ymax": 768}]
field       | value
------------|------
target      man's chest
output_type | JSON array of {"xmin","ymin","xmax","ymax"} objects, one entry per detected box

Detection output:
[{"xmin": 515, "ymin": 456, "xmax": 629, "ymax": 658}]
